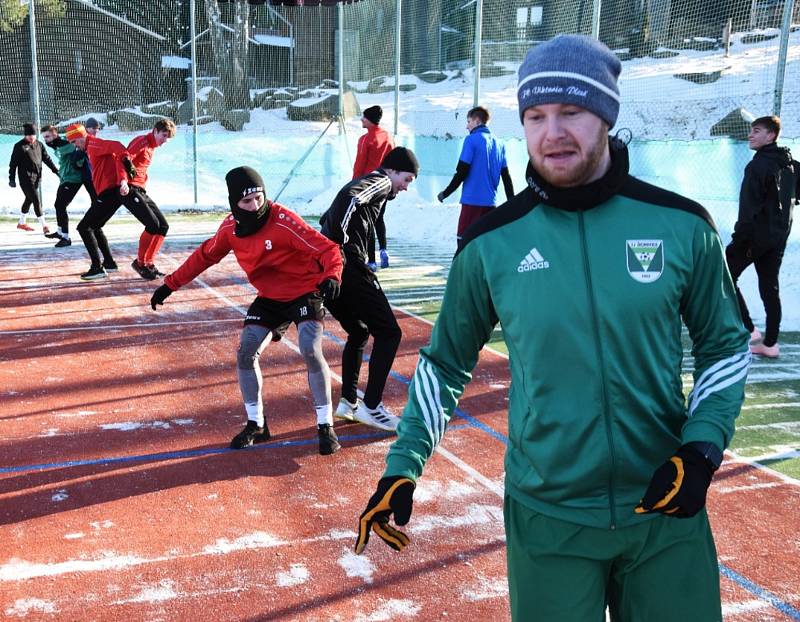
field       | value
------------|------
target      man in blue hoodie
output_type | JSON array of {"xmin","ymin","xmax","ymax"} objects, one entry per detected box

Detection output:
[{"xmin": 437, "ymin": 106, "xmax": 514, "ymax": 242}]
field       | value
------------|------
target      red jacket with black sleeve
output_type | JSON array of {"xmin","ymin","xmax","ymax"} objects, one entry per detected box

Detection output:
[
  {"xmin": 84, "ymin": 134, "xmax": 128, "ymax": 195},
  {"xmin": 352, "ymin": 126, "xmax": 394, "ymax": 179},
  {"xmin": 165, "ymin": 203, "xmax": 343, "ymax": 302},
  {"xmin": 126, "ymin": 132, "xmax": 157, "ymax": 190}
]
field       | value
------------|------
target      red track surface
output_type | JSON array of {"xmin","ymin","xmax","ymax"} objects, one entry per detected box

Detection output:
[{"xmin": 1, "ymin": 245, "xmax": 798, "ymax": 621}]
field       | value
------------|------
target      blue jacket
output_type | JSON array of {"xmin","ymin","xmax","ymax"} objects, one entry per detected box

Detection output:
[{"xmin": 459, "ymin": 125, "xmax": 507, "ymax": 207}]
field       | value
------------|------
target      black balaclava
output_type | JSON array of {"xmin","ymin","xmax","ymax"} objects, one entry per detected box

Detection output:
[{"xmin": 226, "ymin": 166, "xmax": 270, "ymax": 237}]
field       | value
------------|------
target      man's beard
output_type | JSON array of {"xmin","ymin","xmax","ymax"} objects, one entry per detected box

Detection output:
[{"xmin": 530, "ymin": 128, "xmax": 609, "ymax": 188}]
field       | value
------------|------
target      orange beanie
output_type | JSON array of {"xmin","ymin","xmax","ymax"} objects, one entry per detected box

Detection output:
[{"xmin": 65, "ymin": 124, "xmax": 87, "ymax": 141}]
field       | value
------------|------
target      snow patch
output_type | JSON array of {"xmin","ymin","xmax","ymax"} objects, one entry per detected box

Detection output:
[
  {"xmin": 5, "ymin": 598, "xmax": 56, "ymax": 616},
  {"xmin": 354, "ymin": 599, "xmax": 421, "ymax": 621},
  {"xmin": 462, "ymin": 574, "xmax": 508, "ymax": 601},
  {"xmin": 0, "ymin": 554, "xmax": 149, "ymax": 581},
  {"xmin": 64, "ymin": 532, "xmax": 84, "ymax": 540},
  {"xmin": 124, "ymin": 580, "xmax": 178, "ymax": 603},
  {"xmin": 202, "ymin": 531, "xmax": 284, "ymax": 555},
  {"xmin": 337, "ymin": 548, "xmax": 375, "ymax": 583},
  {"xmin": 276, "ymin": 564, "xmax": 309, "ymax": 587},
  {"xmin": 51, "ymin": 489, "xmax": 68, "ymax": 502},
  {"xmin": 412, "ymin": 504, "xmax": 503, "ymax": 533}
]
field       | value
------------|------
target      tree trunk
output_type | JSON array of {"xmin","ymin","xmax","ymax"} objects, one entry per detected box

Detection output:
[{"xmin": 203, "ymin": 0, "xmax": 250, "ymax": 111}]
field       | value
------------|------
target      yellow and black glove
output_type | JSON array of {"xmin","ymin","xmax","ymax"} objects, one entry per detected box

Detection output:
[
  {"xmin": 355, "ymin": 476, "xmax": 415, "ymax": 554},
  {"xmin": 635, "ymin": 443, "xmax": 719, "ymax": 518}
]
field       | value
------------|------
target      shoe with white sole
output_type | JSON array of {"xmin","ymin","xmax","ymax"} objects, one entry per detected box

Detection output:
[
  {"xmin": 750, "ymin": 342, "xmax": 779, "ymax": 358},
  {"xmin": 334, "ymin": 397, "xmax": 358, "ymax": 422},
  {"xmin": 353, "ymin": 401, "xmax": 400, "ymax": 432}
]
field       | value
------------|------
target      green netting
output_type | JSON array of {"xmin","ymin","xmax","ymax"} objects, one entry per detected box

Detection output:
[{"xmin": 0, "ymin": 0, "xmax": 797, "ymax": 212}]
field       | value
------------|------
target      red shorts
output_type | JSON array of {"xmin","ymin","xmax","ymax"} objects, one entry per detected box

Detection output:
[{"xmin": 457, "ymin": 204, "xmax": 494, "ymax": 239}]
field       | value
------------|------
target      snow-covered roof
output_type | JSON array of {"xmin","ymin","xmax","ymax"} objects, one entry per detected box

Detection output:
[
  {"xmin": 253, "ymin": 33, "xmax": 294, "ymax": 48},
  {"xmin": 162, "ymin": 56, "xmax": 192, "ymax": 70}
]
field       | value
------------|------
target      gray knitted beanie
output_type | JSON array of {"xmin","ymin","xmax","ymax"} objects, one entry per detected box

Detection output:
[{"xmin": 517, "ymin": 34, "xmax": 622, "ymax": 128}]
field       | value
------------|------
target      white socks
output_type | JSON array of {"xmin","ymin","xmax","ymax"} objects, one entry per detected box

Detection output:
[{"xmin": 316, "ymin": 404, "xmax": 333, "ymax": 426}]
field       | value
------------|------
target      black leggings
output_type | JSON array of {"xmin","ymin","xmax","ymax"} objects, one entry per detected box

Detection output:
[
  {"xmin": 124, "ymin": 185, "xmax": 169, "ymax": 235},
  {"xmin": 77, "ymin": 188, "xmax": 124, "ymax": 267},
  {"xmin": 726, "ymin": 241, "xmax": 786, "ymax": 346},
  {"xmin": 325, "ymin": 260, "xmax": 402, "ymax": 408},
  {"xmin": 19, "ymin": 180, "xmax": 42, "ymax": 217},
  {"xmin": 53, "ymin": 182, "xmax": 83, "ymax": 235}
]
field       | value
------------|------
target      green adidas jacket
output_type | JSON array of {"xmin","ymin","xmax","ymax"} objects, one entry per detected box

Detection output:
[
  {"xmin": 385, "ymin": 144, "xmax": 750, "ymax": 530},
  {"xmin": 48, "ymin": 137, "xmax": 84, "ymax": 185}
]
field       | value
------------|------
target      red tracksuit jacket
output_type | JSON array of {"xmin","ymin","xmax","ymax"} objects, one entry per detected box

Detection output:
[
  {"xmin": 352, "ymin": 126, "xmax": 394, "ymax": 179},
  {"xmin": 84, "ymin": 134, "xmax": 128, "ymax": 195},
  {"xmin": 165, "ymin": 203, "xmax": 343, "ymax": 302},
  {"xmin": 127, "ymin": 132, "xmax": 157, "ymax": 190}
]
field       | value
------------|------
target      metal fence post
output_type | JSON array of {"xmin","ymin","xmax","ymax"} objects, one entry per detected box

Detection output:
[
  {"xmin": 473, "ymin": 0, "xmax": 483, "ymax": 106},
  {"xmin": 338, "ymin": 2, "xmax": 344, "ymax": 122},
  {"xmin": 190, "ymin": 0, "xmax": 199, "ymax": 206},
  {"xmin": 394, "ymin": 0, "xmax": 401, "ymax": 137},
  {"xmin": 773, "ymin": 0, "xmax": 795, "ymax": 117},
  {"xmin": 28, "ymin": 0, "xmax": 43, "ymax": 207},
  {"xmin": 591, "ymin": 0, "xmax": 602, "ymax": 39}
]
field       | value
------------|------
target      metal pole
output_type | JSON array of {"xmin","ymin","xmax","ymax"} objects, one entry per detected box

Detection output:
[
  {"xmin": 473, "ymin": 0, "xmax": 483, "ymax": 106},
  {"xmin": 28, "ymin": 0, "xmax": 43, "ymax": 207},
  {"xmin": 591, "ymin": 0, "xmax": 602, "ymax": 39},
  {"xmin": 190, "ymin": 0, "xmax": 199, "ymax": 206},
  {"xmin": 773, "ymin": 0, "xmax": 795, "ymax": 117},
  {"xmin": 338, "ymin": 2, "xmax": 344, "ymax": 123},
  {"xmin": 394, "ymin": 0, "xmax": 401, "ymax": 136}
]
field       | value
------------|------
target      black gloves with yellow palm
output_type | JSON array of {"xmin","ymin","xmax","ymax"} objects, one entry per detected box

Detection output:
[
  {"xmin": 635, "ymin": 443, "xmax": 721, "ymax": 518},
  {"xmin": 355, "ymin": 476, "xmax": 415, "ymax": 554}
]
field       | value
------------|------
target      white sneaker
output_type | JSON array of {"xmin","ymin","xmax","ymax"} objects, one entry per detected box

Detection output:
[
  {"xmin": 750, "ymin": 342, "xmax": 779, "ymax": 358},
  {"xmin": 750, "ymin": 328, "xmax": 763, "ymax": 344},
  {"xmin": 353, "ymin": 401, "xmax": 400, "ymax": 432},
  {"xmin": 334, "ymin": 397, "xmax": 358, "ymax": 422}
]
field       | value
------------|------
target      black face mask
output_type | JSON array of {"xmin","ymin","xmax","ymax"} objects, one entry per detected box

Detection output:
[{"xmin": 231, "ymin": 200, "xmax": 270, "ymax": 237}]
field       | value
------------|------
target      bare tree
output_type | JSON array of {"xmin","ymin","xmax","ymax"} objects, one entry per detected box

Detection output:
[{"xmin": 203, "ymin": 0, "xmax": 251, "ymax": 109}]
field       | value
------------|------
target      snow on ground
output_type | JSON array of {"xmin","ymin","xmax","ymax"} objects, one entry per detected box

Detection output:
[{"xmin": 1, "ymin": 26, "xmax": 799, "ymax": 326}]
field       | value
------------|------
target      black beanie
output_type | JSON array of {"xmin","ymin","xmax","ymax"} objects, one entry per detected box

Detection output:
[
  {"xmin": 363, "ymin": 105, "xmax": 382, "ymax": 125},
  {"xmin": 381, "ymin": 146, "xmax": 419, "ymax": 176},
  {"xmin": 23, "ymin": 123, "xmax": 37, "ymax": 136},
  {"xmin": 225, "ymin": 166, "xmax": 269, "ymax": 237}
]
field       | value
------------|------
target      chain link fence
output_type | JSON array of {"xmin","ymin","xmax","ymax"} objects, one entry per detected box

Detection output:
[{"xmin": 0, "ymin": 0, "xmax": 798, "ymax": 231}]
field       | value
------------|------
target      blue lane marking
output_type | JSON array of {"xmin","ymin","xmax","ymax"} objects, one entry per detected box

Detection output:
[
  {"xmin": 0, "ymin": 424, "xmax": 471, "ymax": 475},
  {"xmin": 720, "ymin": 564, "xmax": 800, "ymax": 620}
]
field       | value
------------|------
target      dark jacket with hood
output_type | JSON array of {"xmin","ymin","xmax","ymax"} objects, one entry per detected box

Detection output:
[
  {"xmin": 733, "ymin": 142, "xmax": 798, "ymax": 253},
  {"xmin": 9, "ymin": 138, "xmax": 58, "ymax": 185}
]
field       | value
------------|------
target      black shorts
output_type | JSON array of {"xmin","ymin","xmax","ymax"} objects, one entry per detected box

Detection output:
[{"xmin": 244, "ymin": 292, "xmax": 325, "ymax": 341}]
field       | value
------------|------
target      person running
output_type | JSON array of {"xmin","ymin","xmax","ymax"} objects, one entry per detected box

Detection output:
[
  {"xmin": 150, "ymin": 166, "xmax": 345, "ymax": 455},
  {"xmin": 353, "ymin": 105, "xmax": 395, "ymax": 270},
  {"xmin": 8, "ymin": 122, "xmax": 59, "ymax": 234},
  {"xmin": 125, "ymin": 119, "xmax": 177, "ymax": 280},
  {"xmin": 437, "ymin": 106, "xmax": 514, "ymax": 242},
  {"xmin": 320, "ymin": 146, "xmax": 419, "ymax": 431},
  {"xmin": 726, "ymin": 115, "xmax": 798, "ymax": 358},
  {"xmin": 41, "ymin": 124, "xmax": 93, "ymax": 247},
  {"xmin": 65, "ymin": 123, "xmax": 132, "ymax": 281},
  {"xmin": 355, "ymin": 35, "xmax": 750, "ymax": 622}
]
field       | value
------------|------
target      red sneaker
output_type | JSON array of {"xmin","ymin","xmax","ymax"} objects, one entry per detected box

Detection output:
[
  {"xmin": 42, "ymin": 225, "xmax": 51, "ymax": 235},
  {"xmin": 16, "ymin": 223, "xmax": 34, "ymax": 232}
]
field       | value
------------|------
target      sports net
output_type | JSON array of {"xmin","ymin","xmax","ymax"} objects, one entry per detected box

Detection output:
[{"xmin": 0, "ymin": 0, "xmax": 797, "ymax": 225}]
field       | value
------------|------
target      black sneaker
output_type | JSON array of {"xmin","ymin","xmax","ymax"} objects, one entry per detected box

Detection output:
[
  {"xmin": 80, "ymin": 265, "xmax": 108, "ymax": 281},
  {"xmin": 131, "ymin": 259, "xmax": 157, "ymax": 280},
  {"xmin": 54, "ymin": 237, "xmax": 72, "ymax": 248},
  {"xmin": 230, "ymin": 421, "xmax": 271, "ymax": 449},
  {"xmin": 317, "ymin": 424, "xmax": 341, "ymax": 455},
  {"xmin": 148, "ymin": 264, "xmax": 166, "ymax": 278},
  {"xmin": 45, "ymin": 231, "xmax": 62, "ymax": 239},
  {"xmin": 102, "ymin": 260, "xmax": 119, "ymax": 272}
]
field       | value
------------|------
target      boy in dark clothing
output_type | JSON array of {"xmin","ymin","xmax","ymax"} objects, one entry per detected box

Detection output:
[
  {"xmin": 726, "ymin": 115, "xmax": 798, "ymax": 358},
  {"xmin": 353, "ymin": 105, "xmax": 395, "ymax": 270},
  {"xmin": 150, "ymin": 166, "xmax": 344, "ymax": 455},
  {"xmin": 320, "ymin": 146, "xmax": 419, "ymax": 432},
  {"xmin": 41, "ymin": 125, "xmax": 94, "ymax": 247},
  {"xmin": 8, "ymin": 122, "xmax": 59, "ymax": 233}
]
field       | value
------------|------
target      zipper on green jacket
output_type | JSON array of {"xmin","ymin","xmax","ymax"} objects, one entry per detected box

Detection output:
[{"xmin": 578, "ymin": 210, "xmax": 618, "ymax": 529}]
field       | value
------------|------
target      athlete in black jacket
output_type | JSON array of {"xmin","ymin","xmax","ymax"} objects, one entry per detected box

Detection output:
[
  {"xmin": 8, "ymin": 123, "xmax": 58, "ymax": 233},
  {"xmin": 727, "ymin": 115, "xmax": 798, "ymax": 358},
  {"xmin": 320, "ymin": 146, "xmax": 419, "ymax": 431}
]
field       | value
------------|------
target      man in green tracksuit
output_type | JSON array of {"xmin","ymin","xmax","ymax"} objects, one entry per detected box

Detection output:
[{"xmin": 355, "ymin": 35, "xmax": 750, "ymax": 622}]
